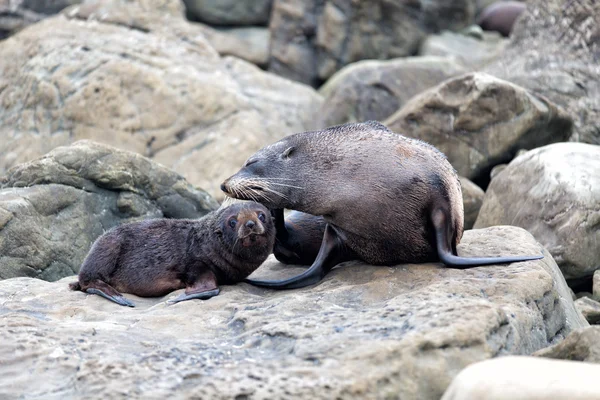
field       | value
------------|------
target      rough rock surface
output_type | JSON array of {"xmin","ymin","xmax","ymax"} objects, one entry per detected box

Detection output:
[
  {"xmin": 419, "ymin": 29, "xmax": 508, "ymax": 68},
  {"xmin": 0, "ymin": 141, "xmax": 218, "ymax": 282},
  {"xmin": 0, "ymin": 0, "xmax": 322, "ymax": 198},
  {"xmin": 594, "ymin": 270, "xmax": 600, "ymax": 301},
  {"xmin": 474, "ymin": 143, "xmax": 600, "ymax": 280},
  {"xmin": 183, "ymin": 0, "xmax": 272, "ymax": 26},
  {"xmin": 484, "ymin": 0, "xmax": 600, "ymax": 144},
  {"xmin": 203, "ymin": 27, "xmax": 270, "ymax": 67},
  {"xmin": 384, "ymin": 72, "xmax": 573, "ymax": 184},
  {"xmin": 268, "ymin": 0, "xmax": 477, "ymax": 86},
  {"xmin": 441, "ymin": 356, "xmax": 600, "ymax": 400},
  {"xmin": 0, "ymin": 226, "xmax": 587, "ymax": 399},
  {"xmin": 535, "ymin": 326, "xmax": 600, "ymax": 363},
  {"xmin": 459, "ymin": 176, "xmax": 484, "ymax": 230},
  {"xmin": 574, "ymin": 297, "xmax": 600, "ymax": 324},
  {"xmin": 317, "ymin": 56, "xmax": 467, "ymax": 127},
  {"xmin": 0, "ymin": 0, "xmax": 80, "ymax": 39}
]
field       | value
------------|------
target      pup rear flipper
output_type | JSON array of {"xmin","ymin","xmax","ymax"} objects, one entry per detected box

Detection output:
[
  {"xmin": 168, "ymin": 270, "xmax": 220, "ymax": 304},
  {"xmin": 80, "ymin": 279, "xmax": 135, "ymax": 307}
]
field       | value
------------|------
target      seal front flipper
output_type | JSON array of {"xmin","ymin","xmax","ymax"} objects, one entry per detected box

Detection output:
[
  {"xmin": 80, "ymin": 279, "xmax": 135, "ymax": 307},
  {"xmin": 168, "ymin": 270, "xmax": 220, "ymax": 304},
  {"xmin": 245, "ymin": 224, "xmax": 355, "ymax": 289},
  {"xmin": 431, "ymin": 208, "xmax": 544, "ymax": 268}
]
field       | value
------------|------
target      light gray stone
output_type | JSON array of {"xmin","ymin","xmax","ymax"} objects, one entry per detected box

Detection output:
[
  {"xmin": 535, "ymin": 326, "xmax": 600, "ymax": 363},
  {"xmin": 575, "ymin": 297, "xmax": 600, "ymax": 324}
]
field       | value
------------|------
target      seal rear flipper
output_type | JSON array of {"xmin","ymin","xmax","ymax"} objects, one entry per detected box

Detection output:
[
  {"xmin": 168, "ymin": 270, "xmax": 220, "ymax": 304},
  {"xmin": 245, "ymin": 224, "xmax": 354, "ymax": 290},
  {"xmin": 431, "ymin": 208, "xmax": 544, "ymax": 268},
  {"xmin": 82, "ymin": 279, "xmax": 135, "ymax": 307}
]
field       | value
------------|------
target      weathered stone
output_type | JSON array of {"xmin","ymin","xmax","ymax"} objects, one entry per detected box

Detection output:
[
  {"xmin": 594, "ymin": 270, "xmax": 600, "ymax": 301},
  {"xmin": 0, "ymin": 0, "xmax": 80, "ymax": 39},
  {"xmin": 0, "ymin": 1, "xmax": 322, "ymax": 198},
  {"xmin": 535, "ymin": 326, "xmax": 600, "ymax": 363},
  {"xmin": 442, "ymin": 356, "xmax": 600, "ymax": 400},
  {"xmin": 483, "ymin": 0, "xmax": 600, "ymax": 144},
  {"xmin": 460, "ymin": 176, "xmax": 484, "ymax": 230},
  {"xmin": 419, "ymin": 29, "xmax": 508, "ymax": 68},
  {"xmin": 575, "ymin": 297, "xmax": 600, "ymax": 324},
  {"xmin": 317, "ymin": 56, "xmax": 467, "ymax": 127},
  {"xmin": 0, "ymin": 140, "xmax": 218, "ymax": 281},
  {"xmin": 474, "ymin": 143, "xmax": 600, "ymax": 280},
  {"xmin": 269, "ymin": 0, "xmax": 477, "ymax": 86},
  {"xmin": 202, "ymin": 26, "xmax": 270, "ymax": 67},
  {"xmin": 0, "ymin": 226, "xmax": 587, "ymax": 399},
  {"xmin": 183, "ymin": 0, "xmax": 272, "ymax": 26},
  {"xmin": 384, "ymin": 72, "xmax": 573, "ymax": 183}
]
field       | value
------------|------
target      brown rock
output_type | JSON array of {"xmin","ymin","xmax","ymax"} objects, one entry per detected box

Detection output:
[
  {"xmin": 575, "ymin": 297, "xmax": 600, "ymax": 324},
  {"xmin": 0, "ymin": 141, "xmax": 218, "ymax": 281},
  {"xmin": 268, "ymin": 0, "xmax": 477, "ymax": 86},
  {"xmin": 385, "ymin": 72, "xmax": 573, "ymax": 183},
  {"xmin": 317, "ymin": 56, "xmax": 467, "ymax": 127},
  {"xmin": 459, "ymin": 176, "xmax": 484, "ymax": 230},
  {"xmin": 0, "ymin": 0, "xmax": 322, "ymax": 198},
  {"xmin": 474, "ymin": 143, "xmax": 600, "ymax": 280},
  {"xmin": 0, "ymin": 226, "xmax": 586, "ymax": 399},
  {"xmin": 535, "ymin": 326, "xmax": 600, "ymax": 363}
]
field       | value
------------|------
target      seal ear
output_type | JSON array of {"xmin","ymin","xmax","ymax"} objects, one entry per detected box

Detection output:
[{"xmin": 281, "ymin": 146, "xmax": 295, "ymax": 159}]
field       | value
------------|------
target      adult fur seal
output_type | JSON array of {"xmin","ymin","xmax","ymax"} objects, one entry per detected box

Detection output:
[
  {"xmin": 221, "ymin": 121, "xmax": 543, "ymax": 289},
  {"xmin": 69, "ymin": 202, "xmax": 275, "ymax": 306},
  {"xmin": 271, "ymin": 209, "xmax": 326, "ymax": 265},
  {"xmin": 476, "ymin": 1, "xmax": 526, "ymax": 37}
]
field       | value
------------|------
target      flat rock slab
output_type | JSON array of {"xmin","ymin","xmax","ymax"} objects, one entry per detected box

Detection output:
[{"xmin": 0, "ymin": 227, "xmax": 586, "ymax": 399}]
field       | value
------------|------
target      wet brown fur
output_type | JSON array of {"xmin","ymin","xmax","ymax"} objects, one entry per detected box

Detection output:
[
  {"xmin": 69, "ymin": 202, "xmax": 275, "ymax": 304},
  {"xmin": 477, "ymin": 1, "xmax": 526, "ymax": 37}
]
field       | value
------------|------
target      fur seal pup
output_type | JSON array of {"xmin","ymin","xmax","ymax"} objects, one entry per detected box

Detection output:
[
  {"xmin": 221, "ymin": 121, "xmax": 543, "ymax": 289},
  {"xmin": 272, "ymin": 209, "xmax": 326, "ymax": 265},
  {"xmin": 476, "ymin": 1, "xmax": 526, "ymax": 37},
  {"xmin": 69, "ymin": 202, "xmax": 275, "ymax": 306}
]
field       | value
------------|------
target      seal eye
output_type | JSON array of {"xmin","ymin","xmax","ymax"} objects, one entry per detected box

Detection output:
[
  {"xmin": 281, "ymin": 146, "xmax": 295, "ymax": 159},
  {"xmin": 229, "ymin": 219, "xmax": 237, "ymax": 228},
  {"xmin": 245, "ymin": 158, "xmax": 258, "ymax": 167},
  {"xmin": 257, "ymin": 212, "xmax": 266, "ymax": 223}
]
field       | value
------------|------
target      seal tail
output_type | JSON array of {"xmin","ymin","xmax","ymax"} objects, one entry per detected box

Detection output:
[{"xmin": 431, "ymin": 208, "xmax": 543, "ymax": 268}]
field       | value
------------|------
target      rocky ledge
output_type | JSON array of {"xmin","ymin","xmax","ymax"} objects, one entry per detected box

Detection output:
[{"xmin": 0, "ymin": 227, "xmax": 586, "ymax": 399}]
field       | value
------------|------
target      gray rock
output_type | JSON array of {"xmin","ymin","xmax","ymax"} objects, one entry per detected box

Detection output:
[
  {"xmin": 535, "ymin": 326, "xmax": 600, "ymax": 363},
  {"xmin": 442, "ymin": 356, "xmax": 600, "ymax": 400},
  {"xmin": 483, "ymin": 0, "xmax": 600, "ymax": 144},
  {"xmin": 459, "ymin": 176, "xmax": 484, "ymax": 230},
  {"xmin": 0, "ymin": 0, "xmax": 322, "ymax": 199},
  {"xmin": 183, "ymin": 0, "xmax": 272, "ymax": 26},
  {"xmin": 0, "ymin": 226, "xmax": 587, "ymax": 399},
  {"xmin": 474, "ymin": 143, "xmax": 600, "ymax": 280},
  {"xmin": 594, "ymin": 270, "xmax": 600, "ymax": 301},
  {"xmin": 317, "ymin": 56, "xmax": 467, "ymax": 127},
  {"xmin": 203, "ymin": 26, "xmax": 270, "ymax": 67},
  {"xmin": 419, "ymin": 29, "xmax": 508, "ymax": 68},
  {"xmin": 0, "ymin": 0, "xmax": 80, "ymax": 38},
  {"xmin": 384, "ymin": 72, "xmax": 573, "ymax": 183},
  {"xmin": 575, "ymin": 297, "xmax": 600, "ymax": 324},
  {"xmin": 268, "ymin": 0, "xmax": 477, "ymax": 86},
  {"xmin": 0, "ymin": 140, "xmax": 218, "ymax": 281}
]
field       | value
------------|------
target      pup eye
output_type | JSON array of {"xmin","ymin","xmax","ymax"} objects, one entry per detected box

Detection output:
[
  {"xmin": 229, "ymin": 219, "xmax": 237, "ymax": 228},
  {"xmin": 245, "ymin": 158, "xmax": 258, "ymax": 167},
  {"xmin": 257, "ymin": 212, "xmax": 266, "ymax": 223},
  {"xmin": 281, "ymin": 146, "xmax": 295, "ymax": 159}
]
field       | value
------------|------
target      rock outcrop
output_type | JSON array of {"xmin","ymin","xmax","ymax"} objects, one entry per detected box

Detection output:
[
  {"xmin": 0, "ymin": 0, "xmax": 322, "ymax": 198},
  {"xmin": 0, "ymin": 226, "xmax": 587, "ymax": 399},
  {"xmin": 268, "ymin": 0, "xmax": 478, "ymax": 86},
  {"xmin": 0, "ymin": 141, "xmax": 218, "ymax": 282},
  {"xmin": 474, "ymin": 143, "xmax": 600, "ymax": 281},
  {"xmin": 385, "ymin": 72, "xmax": 573, "ymax": 184},
  {"xmin": 484, "ymin": 0, "xmax": 600, "ymax": 144},
  {"xmin": 317, "ymin": 56, "xmax": 467, "ymax": 127}
]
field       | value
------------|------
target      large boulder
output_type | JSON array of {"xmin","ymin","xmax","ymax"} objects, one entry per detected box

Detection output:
[
  {"xmin": 317, "ymin": 56, "xmax": 467, "ymax": 127},
  {"xmin": 460, "ymin": 176, "xmax": 484, "ymax": 230},
  {"xmin": 0, "ymin": 226, "xmax": 587, "ymax": 399},
  {"xmin": 182, "ymin": 0, "xmax": 272, "ymax": 26},
  {"xmin": 0, "ymin": 140, "xmax": 218, "ymax": 281},
  {"xmin": 474, "ymin": 143, "xmax": 600, "ymax": 281},
  {"xmin": 0, "ymin": 0, "xmax": 322, "ymax": 199},
  {"xmin": 483, "ymin": 0, "xmax": 600, "ymax": 144},
  {"xmin": 384, "ymin": 72, "xmax": 573, "ymax": 184},
  {"xmin": 268, "ymin": 0, "xmax": 478, "ymax": 86},
  {"xmin": 442, "ymin": 356, "xmax": 600, "ymax": 400}
]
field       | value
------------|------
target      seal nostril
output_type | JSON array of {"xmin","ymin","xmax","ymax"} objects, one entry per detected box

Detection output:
[
  {"xmin": 220, "ymin": 183, "xmax": 227, "ymax": 192},
  {"xmin": 246, "ymin": 220, "xmax": 256, "ymax": 228}
]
